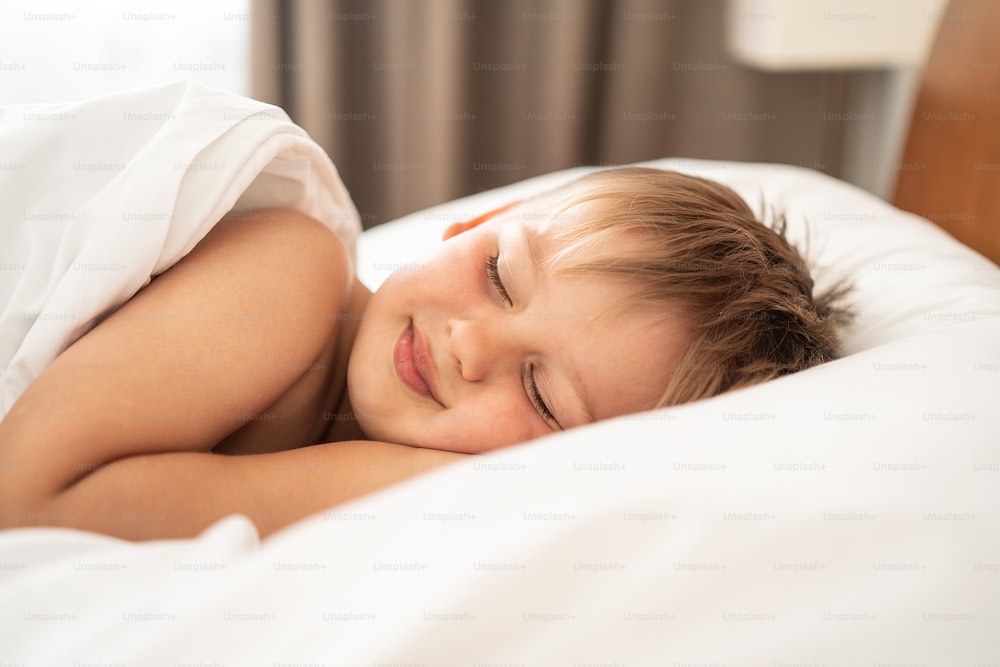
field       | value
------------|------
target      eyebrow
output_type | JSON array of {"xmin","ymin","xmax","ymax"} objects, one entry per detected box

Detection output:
[
  {"xmin": 561, "ymin": 360, "xmax": 596, "ymax": 426},
  {"xmin": 518, "ymin": 222, "xmax": 544, "ymax": 287}
]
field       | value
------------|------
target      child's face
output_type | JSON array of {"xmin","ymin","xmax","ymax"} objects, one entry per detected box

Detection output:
[{"xmin": 348, "ymin": 203, "xmax": 690, "ymax": 453}]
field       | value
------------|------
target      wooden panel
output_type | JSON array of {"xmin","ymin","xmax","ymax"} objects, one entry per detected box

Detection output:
[{"xmin": 893, "ymin": 0, "xmax": 1000, "ymax": 264}]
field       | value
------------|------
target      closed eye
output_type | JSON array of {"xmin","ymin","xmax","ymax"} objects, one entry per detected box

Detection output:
[
  {"xmin": 524, "ymin": 362, "xmax": 559, "ymax": 427},
  {"xmin": 485, "ymin": 254, "xmax": 512, "ymax": 306}
]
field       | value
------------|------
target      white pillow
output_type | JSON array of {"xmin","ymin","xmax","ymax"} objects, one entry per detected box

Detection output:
[
  {"xmin": 360, "ymin": 158, "xmax": 1000, "ymax": 356},
  {"xmin": 2, "ymin": 159, "xmax": 998, "ymax": 665}
]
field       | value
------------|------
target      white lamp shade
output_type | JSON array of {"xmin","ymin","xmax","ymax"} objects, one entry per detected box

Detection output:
[{"xmin": 725, "ymin": 0, "xmax": 947, "ymax": 70}]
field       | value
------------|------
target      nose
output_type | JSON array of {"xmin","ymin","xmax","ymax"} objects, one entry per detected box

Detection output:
[{"xmin": 447, "ymin": 317, "xmax": 516, "ymax": 382}]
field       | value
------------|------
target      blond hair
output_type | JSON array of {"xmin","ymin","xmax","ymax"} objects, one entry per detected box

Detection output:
[{"xmin": 526, "ymin": 167, "xmax": 851, "ymax": 408}]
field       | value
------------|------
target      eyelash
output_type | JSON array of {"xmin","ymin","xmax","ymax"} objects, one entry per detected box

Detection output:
[
  {"xmin": 485, "ymin": 254, "xmax": 513, "ymax": 306},
  {"xmin": 525, "ymin": 363, "xmax": 557, "ymax": 425}
]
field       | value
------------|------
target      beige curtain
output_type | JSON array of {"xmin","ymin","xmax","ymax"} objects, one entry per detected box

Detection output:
[{"xmin": 252, "ymin": 0, "xmax": 847, "ymax": 228}]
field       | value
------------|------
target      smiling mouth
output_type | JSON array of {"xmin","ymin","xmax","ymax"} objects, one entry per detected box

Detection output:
[{"xmin": 393, "ymin": 320, "xmax": 441, "ymax": 404}]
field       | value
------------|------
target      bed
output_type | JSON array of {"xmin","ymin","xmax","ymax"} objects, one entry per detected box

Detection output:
[{"xmin": 1, "ymin": 4, "xmax": 998, "ymax": 664}]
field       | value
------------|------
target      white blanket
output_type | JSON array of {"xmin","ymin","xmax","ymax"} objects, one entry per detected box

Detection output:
[
  {"xmin": 2, "ymin": 92, "xmax": 999, "ymax": 664},
  {"xmin": 0, "ymin": 81, "xmax": 360, "ymax": 417}
]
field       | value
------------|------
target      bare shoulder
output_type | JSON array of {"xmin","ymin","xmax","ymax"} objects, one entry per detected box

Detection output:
[
  {"xmin": 206, "ymin": 208, "xmax": 351, "ymax": 275},
  {"xmin": 0, "ymin": 208, "xmax": 352, "ymax": 509}
]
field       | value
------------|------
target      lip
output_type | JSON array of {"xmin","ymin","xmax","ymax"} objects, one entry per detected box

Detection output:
[{"xmin": 393, "ymin": 320, "xmax": 444, "ymax": 405}]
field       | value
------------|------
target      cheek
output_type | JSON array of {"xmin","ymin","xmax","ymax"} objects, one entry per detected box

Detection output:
[
  {"xmin": 427, "ymin": 237, "xmax": 494, "ymax": 293},
  {"xmin": 488, "ymin": 410, "xmax": 540, "ymax": 449},
  {"xmin": 435, "ymin": 397, "xmax": 540, "ymax": 451},
  {"xmin": 377, "ymin": 247, "xmax": 480, "ymax": 312},
  {"xmin": 372, "ymin": 271, "xmax": 416, "ymax": 311}
]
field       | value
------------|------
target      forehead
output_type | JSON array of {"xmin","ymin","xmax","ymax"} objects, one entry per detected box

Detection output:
[
  {"xmin": 489, "ymin": 208, "xmax": 689, "ymax": 423},
  {"xmin": 550, "ymin": 271, "xmax": 688, "ymax": 422},
  {"xmin": 474, "ymin": 198, "xmax": 691, "ymax": 419},
  {"xmin": 497, "ymin": 199, "xmax": 640, "ymax": 275},
  {"xmin": 513, "ymin": 198, "xmax": 601, "ymax": 236}
]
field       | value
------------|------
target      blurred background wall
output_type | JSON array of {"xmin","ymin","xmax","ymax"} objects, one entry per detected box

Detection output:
[
  {"xmin": 251, "ymin": 0, "xmax": 852, "ymax": 228},
  {"xmin": 251, "ymin": 0, "xmax": 944, "ymax": 228},
  {"xmin": 1, "ymin": 0, "xmax": 946, "ymax": 229}
]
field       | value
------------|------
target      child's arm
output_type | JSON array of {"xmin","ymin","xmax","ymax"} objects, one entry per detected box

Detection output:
[
  {"xmin": 4, "ymin": 440, "xmax": 467, "ymax": 540},
  {"xmin": 0, "ymin": 207, "xmax": 447, "ymax": 539}
]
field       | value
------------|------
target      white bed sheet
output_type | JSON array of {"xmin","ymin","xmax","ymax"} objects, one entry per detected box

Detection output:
[
  {"xmin": 2, "ymin": 158, "xmax": 999, "ymax": 665},
  {"xmin": 0, "ymin": 81, "xmax": 360, "ymax": 416}
]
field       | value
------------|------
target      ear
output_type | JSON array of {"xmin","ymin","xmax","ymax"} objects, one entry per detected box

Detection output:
[{"xmin": 442, "ymin": 200, "xmax": 522, "ymax": 241}]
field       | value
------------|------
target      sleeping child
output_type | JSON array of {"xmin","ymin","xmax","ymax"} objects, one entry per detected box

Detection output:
[{"xmin": 0, "ymin": 166, "xmax": 849, "ymax": 540}]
